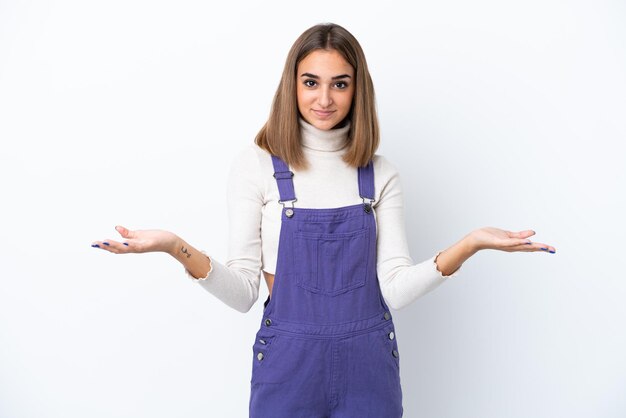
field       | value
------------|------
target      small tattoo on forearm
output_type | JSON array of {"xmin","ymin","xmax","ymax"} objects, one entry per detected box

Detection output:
[{"xmin": 181, "ymin": 246, "xmax": 191, "ymax": 258}]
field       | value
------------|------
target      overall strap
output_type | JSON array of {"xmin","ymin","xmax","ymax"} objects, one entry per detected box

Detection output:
[
  {"xmin": 358, "ymin": 159, "xmax": 375, "ymax": 201},
  {"xmin": 271, "ymin": 155, "xmax": 296, "ymax": 202}
]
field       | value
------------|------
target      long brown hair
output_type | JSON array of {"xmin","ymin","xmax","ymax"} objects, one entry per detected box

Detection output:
[{"xmin": 255, "ymin": 23, "xmax": 379, "ymax": 170}]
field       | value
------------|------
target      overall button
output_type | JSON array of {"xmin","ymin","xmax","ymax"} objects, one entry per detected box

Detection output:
[
  {"xmin": 257, "ymin": 352, "xmax": 264, "ymax": 361},
  {"xmin": 392, "ymin": 349, "xmax": 399, "ymax": 358},
  {"xmin": 388, "ymin": 331, "xmax": 395, "ymax": 340},
  {"xmin": 264, "ymin": 318, "xmax": 272, "ymax": 326},
  {"xmin": 285, "ymin": 208, "xmax": 294, "ymax": 218},
  {"xmin": 383, "ymin": 312, "xmax": 391, "ymax": 320}
]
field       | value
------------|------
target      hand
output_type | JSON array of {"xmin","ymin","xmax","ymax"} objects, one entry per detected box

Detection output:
[
  {"xmin": 467, "ymin": 227, "xmax": 556, "ymax": 254},
  {"xmin": 91, "ymin": 225, "xmax": 179, "ymax": 255}
]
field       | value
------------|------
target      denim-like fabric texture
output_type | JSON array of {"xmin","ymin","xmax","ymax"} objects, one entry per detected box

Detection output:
[{"xmin": 249, "ymin": 156, "xmax": 403, "ymax": 418}]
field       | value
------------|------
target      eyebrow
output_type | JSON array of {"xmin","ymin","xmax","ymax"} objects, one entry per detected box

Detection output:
[{"xmin": 300, "ymin": 72, "xmax": 352, "ymax": 80}]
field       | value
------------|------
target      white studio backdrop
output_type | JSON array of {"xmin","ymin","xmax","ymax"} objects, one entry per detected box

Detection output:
[{"xmin": 1, "ymin": 0, "xmax": 624, "ymax": 417}]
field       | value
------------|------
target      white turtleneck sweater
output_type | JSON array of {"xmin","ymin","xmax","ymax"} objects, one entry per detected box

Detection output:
[{"xmin": 188, "ymin": 119, "xmax": 460, "ymax": 312}]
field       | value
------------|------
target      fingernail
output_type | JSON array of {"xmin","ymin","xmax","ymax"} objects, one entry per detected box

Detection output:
[
  {"xmin": 123, "ymin": 243, "xmax": 129, "ymax": 246},
  {"xmin": 103, "ymin": 242, "xmax": 110, "ymax": 246},
  {"xmin": 91, "ymin": 244, "xmax": 100, "ymax": 248},
  {"xmin": 540, "ymin": 247, "xmax": 548, "ymax": 251},
  {"xmin": 525, "ymin": 241, "xmax": 532, "ymax": 245},
  {"xmin": 549, "ymin": 250, "xmax": 555, "ymax": 254}
]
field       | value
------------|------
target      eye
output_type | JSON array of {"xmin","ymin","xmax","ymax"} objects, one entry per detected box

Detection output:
[
  {"xmin": 304, "ymin": 79, "xmax": 317, "ymax": 87},
  {"xmin": 335, "ymin": 81, "xmax": 349, "ymax": 89}
]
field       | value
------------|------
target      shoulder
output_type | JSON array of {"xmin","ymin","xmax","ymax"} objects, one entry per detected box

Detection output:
[
  {"xmin": 371, "ymin": 154, "xmax": 403, "ymax": 204},
  {"xmin": 227, "ymin": 143, "xmax": 272, "ymax": 200},
  {"xmin": 373, "ymin": 154, "xmax": 399, "ymax": 175},
  {"xmin": 229, "ymin": 143, "xmax": 275, "ymax": 176},
  {"xmin": 231, "ymin": 143, "xmax": 263, "ymax": 167},
  {"xmin": 372, "ymin": 153, "xmax": 401, "ymax": 185}
]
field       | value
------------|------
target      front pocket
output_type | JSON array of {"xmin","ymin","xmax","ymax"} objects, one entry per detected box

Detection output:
[{"xmin": 293, "ymin": 228, "xmax": 369, "ymax": 296}]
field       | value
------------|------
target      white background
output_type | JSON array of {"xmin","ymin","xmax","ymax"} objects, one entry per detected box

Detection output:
[{"xmin": 1, "ymin": 0, "xmax": 625, "ymax": 417}]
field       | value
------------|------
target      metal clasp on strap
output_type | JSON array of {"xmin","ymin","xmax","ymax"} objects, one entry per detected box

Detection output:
[
  {"xmin": 361, "ymin": 197, "xmax": 375, "ymax": 213},
  {"xmin": 278, "ymin": 198, "xmax": 297, "ymax": 217},
  {"xmin": 273, "ymin": 170, "xmax": 296, "ymax": 217}
]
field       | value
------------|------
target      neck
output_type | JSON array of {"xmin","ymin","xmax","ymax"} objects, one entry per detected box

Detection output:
[{"xmin": 299, "ymin": 118, "xmax": 351, "ymax": 152}]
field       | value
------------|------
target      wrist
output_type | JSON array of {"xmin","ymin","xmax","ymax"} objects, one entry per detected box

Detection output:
[
  {"xmin": 168, "ymin": 234, "xmax": 184, "ymax": 257},
  {"xmin": 461, "ymin": 233, "xmax": 480, "ymax": 255}
]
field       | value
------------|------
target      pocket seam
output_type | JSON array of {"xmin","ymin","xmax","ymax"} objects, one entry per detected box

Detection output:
[
  {"xmin": 294, "ymin": 228, "xmax": 368, "ymax": 241},
  {"xmin": 293, "ymin": 227, "xmax": 370, "ymax": 296}
]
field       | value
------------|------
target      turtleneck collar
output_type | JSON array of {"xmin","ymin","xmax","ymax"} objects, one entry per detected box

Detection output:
[{"xmin": 299, "ymin": 117, "xmax": 351, "ymax": 152}]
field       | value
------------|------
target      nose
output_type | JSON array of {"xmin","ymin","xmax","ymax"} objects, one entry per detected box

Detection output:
[{"xmin": 317, "ymin": 86, "xmax": 333, "ymax": 108}]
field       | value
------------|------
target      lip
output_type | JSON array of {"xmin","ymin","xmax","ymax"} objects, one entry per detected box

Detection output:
[{"xmin": 312, "ymin": 109, "xmax": 335, "ymax": 118}]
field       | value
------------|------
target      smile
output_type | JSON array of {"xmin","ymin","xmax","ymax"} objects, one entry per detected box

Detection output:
[{"xmin": 313, "ymin": 110, "xmax": 336, "ymax": 118}]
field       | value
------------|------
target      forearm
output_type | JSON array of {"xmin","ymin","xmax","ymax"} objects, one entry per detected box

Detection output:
[
  {"xmin": 434, "ymin": 234, "xmax": 477, "ymax": 276},
  {"xmin": 170, "ymin": 236, "xmax": 212, "ymax": 279}
]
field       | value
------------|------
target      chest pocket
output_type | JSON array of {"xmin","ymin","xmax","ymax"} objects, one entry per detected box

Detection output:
[{"xmin": 293, "ymin": 227, "xmax": 370, "ymax": 296}]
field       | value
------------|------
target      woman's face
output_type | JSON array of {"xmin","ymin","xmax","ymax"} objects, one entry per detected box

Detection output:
[{"xmin": 296, "ymin": 49, "xmax": 355, "ymax": 131}]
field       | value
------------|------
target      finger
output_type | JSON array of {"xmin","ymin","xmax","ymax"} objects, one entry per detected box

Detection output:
[
  {"xmin": 508, "ymin": 229, "xmax": 536, "ymax": 239},
  {"xmin": 508, "ymin": 242, "xmax": 557, "ymax": 253},
  {"xmin": 104, "ymin": 239, "xmax": 135, "ymax": 254},
  {"xmin": 91, "ymin": 239, "xmax": 131, "ymax": 254},
  {"xmin": 499, "ymin": 241, "xmax": 538, "ymax": 252},
  {"xmin": 91, "ymin": 241, "xmax": 104, "ymax": 250},
  {"xmin": 502, "ymin": 238, "xmax": 535, "ymax": 247},
  {"xmin": 91, "ymin": 240, "xmax": 118, "ymax": 253},
  {"xmin": 536, "ymin": 243, "xmax": 556, "ymax": 253},
  {"xmin": 115, "ymin": 225, "xmax": 135, "ymax": 239}
]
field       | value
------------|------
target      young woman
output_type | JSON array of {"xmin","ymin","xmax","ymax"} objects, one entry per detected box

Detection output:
[{"xmin": 92, "ymin": 23, "xmax": 555, "ymax": 418}]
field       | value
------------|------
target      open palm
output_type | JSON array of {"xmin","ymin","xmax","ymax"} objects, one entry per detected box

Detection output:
[
  {"xmin": 91, "ymin": 225, "xmax": 178, "ymax": 254},
  {"xmin": 469, "ymin": 227, "xmax": 556, "ymax": 253}
]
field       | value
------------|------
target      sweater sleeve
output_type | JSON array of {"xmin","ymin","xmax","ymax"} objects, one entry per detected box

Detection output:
[
  {"xmin": 185, "ymin": 145, "xmax": 264, "ymax": 313},
  {"xmin": 375, "ymin": 156, "xmax": 460, "ymax": 310}
]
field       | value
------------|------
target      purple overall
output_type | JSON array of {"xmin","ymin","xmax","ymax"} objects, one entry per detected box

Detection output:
[{"xmin": 248, "ymin": 155, "xmax": 403, "ymax": 418}]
